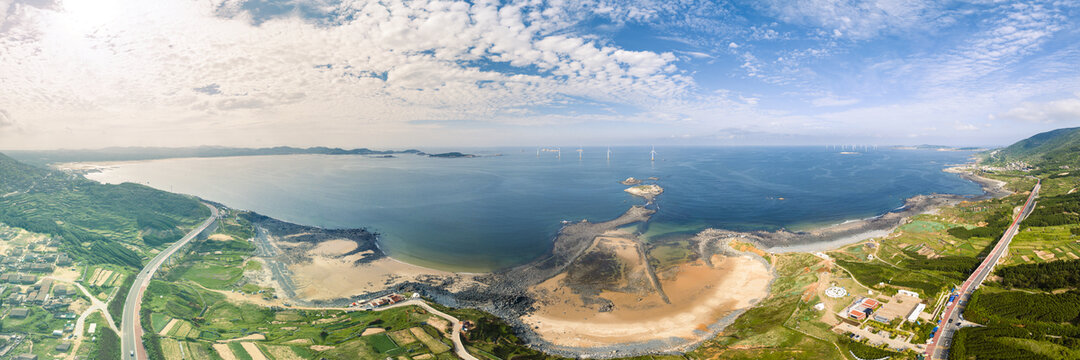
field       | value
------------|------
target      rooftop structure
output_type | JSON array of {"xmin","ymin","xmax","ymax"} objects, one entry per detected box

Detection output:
[
  {"xmin": 10, "ymin": 308, "xmax": 29, "ymax": 318},
  {"xmin": 874, "ymin": 293, "xmax": 922, "ymax": 323},
  {"xmin": 907, "ymin": 303, "xmax": 927, "ymax": 323}
]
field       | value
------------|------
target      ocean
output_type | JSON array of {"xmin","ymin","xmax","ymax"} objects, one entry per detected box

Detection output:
[{"xmin": 84, "ymin": 146, "xmax": 983, "ymax": 272}]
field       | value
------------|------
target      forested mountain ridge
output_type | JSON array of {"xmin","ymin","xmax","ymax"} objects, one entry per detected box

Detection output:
[
  {"xmin": 0, "ymin": 152, "xmax": 209, "ymax": 268},
  {"xmin": 984, "ymin": 126, "xmax": 1080, "ymax": 172}
]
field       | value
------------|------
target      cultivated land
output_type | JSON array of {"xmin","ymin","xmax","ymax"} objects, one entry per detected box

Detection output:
[{"xmin": 4, "ymin": 127, "xmax": 1080, "ymax": 360}]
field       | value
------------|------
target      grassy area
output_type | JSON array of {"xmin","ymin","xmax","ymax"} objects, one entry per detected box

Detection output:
[
  {"xmin": 150, "ymin": 312, "xmax": 173, "ymax": 333},
  {"xmin": 164, "ymin": 236, "xmax": 252, "ymax": 290},
  {"xmin": 690, "ymin": 253, "xmax": 845, "ymax": 360},
  {"xmin": 898, "ymin": 219, "xmax": 948, "ymax": 233},
  {"xmin": 140, "ymin": 274, "xmax": 577, "ymax": 360},
  {"xmin": 244, "ymin": 259, "xmax": 263, "ymax": 271},
  {"xmin": 0, "ymin": 153, "xmax": 210, "ymax": 268}
]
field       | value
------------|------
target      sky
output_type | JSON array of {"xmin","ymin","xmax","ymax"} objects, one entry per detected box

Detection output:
[{"xmin": 1, "ymin": 0, "xmax": 1079, "ymax": 149}]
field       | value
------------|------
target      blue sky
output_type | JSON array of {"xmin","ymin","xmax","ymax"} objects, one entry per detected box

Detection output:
[{"xmin": 0, "ymin": 0, "xmax": 1079, "ymax": 149}]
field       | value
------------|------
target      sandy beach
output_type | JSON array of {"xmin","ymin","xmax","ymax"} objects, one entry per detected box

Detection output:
[
  {"xmin": 235, "ymin": 165, "xmax": 1004, "ymax": 357},
  {"xmin": 522, "ymin": 254, "xmax": 770, "ymax": 349},
  {"xmin": 286, "ymin": 238, "xmax": 474, "ymax": 301}
]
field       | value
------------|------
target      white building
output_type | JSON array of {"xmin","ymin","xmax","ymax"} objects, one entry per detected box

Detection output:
[{"xmin": 907, "ymin": 303, "xmax": 926, "ymax": 322}]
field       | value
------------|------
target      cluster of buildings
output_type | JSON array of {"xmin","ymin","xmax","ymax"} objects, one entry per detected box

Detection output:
[
  {"xmin": 0, "ymin": 238, "xmax": 79, "ymax": 357},
  {"xmin": 841, "ymin": 289, "xmax": 926, "ymax": 326},
  {"xmin": 979, "ymin": 161, "xmax": 1033, "ymax": 172},
  {"xmin": 845, "ymin": 297, "xmax": 880, "ymax": 321},
  {"xmin": 0, "ymin": 248, "xmax": 70, "ymax": 274},
  {"xmin": 351, "ymin": 293, "xmax": 408, "ymax": 310}
]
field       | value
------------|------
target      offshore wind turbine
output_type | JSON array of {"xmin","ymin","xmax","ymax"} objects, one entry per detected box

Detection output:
[
  {"xmin": 650, "ymin": 146, "xmax": 657, "ymax": 162},
  {"xmin": 577, "ymin": 146, "xmax": 583, "ymax": 160},
  {"xmin": 607, "ymin": 147, "xmax": 612, "ymax": 160}
]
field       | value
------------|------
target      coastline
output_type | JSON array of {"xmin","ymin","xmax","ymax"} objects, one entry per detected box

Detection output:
[
  {"xmin": 61, "ymin": 158, "xmax": 1010, "ymax": 358},
  {"xmin": 745, "ymin": 165, "xmax": 1012, "ymax": 254}
]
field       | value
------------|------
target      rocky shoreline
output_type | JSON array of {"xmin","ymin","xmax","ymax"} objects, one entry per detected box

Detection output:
[
  {"xmin": 243, "ymin": 165, "xmax": 1010, "ymax": 358},
  {"xmin": 751, "ymin": 166, "xmax": 1013, "ymax": 253}
]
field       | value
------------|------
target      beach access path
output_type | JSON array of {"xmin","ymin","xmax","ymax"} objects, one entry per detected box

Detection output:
[{"xmin": 122, "ymin": 203, "xmax": 220, "ymax": 360}]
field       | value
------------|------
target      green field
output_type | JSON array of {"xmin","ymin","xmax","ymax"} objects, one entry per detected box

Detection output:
[
  {"xmin": 899, "ymin": 220, "xmax": 948, "ymax": 233},
  {"xmin": 150, "ymin": 313, "xmax": 172, "ymax": 333},
  {"xmin": 367, "ymin": 332, "xmax": 401, "ymax": 353},
  {"xmin": 177, "ymin": 263, "xmax": 244, "ymax": 289}
]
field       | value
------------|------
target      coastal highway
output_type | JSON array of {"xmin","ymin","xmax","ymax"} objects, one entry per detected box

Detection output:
[
  {"xmin": 926, "ymin": 180, "xmax": 1040, "ymax": 359},
  {"xmin": 121, "ymin": 203, "xmax": 220, "ymax": 360}
]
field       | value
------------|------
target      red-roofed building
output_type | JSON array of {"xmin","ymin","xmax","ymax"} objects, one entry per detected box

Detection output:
[
  {"xmin": 861, "ymin": 298, "xmax": 879, "ymax": 309},
  {"xmin": 848, "ymin": 309, "xmax": 867, "ymax": 320}
]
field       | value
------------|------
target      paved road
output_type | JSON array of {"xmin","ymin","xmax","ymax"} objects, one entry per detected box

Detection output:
[
  {"xmin": 926, "ymin": 180, "xmax": 1040, "ymax": 359},
  {"xmin": 44, "ymin": 277, "xmax": 119, "ymax": 360},
  {"xmin": 265, "ymin": 299, "xmax": 479, "ymax": 360},
  {"xmin": 121, "ymin": 203, "xmax": 220, "ymax": 360},
  {"xmin": 375, "ymin": 300, "xmax": 479, "ymax": 360},
  {"xmin": 252, "ymin": 226, "xmax": 298, "ymax": 299}
]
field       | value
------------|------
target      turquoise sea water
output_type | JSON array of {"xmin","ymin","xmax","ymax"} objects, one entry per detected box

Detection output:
[{"xmin": 85, "ymin": 147, "xmax": 982, "ymax": 271}]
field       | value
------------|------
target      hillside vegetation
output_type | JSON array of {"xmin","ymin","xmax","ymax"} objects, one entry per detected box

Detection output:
[
  {"xmin": 951, "ymin": 127, "xmax": 1080, "ymax": 359},
  {"xmin": 984, "ymin": 126, "xmax": 1080, "ymax": 172},
  {"xmin": 0, "ymin": 152, "xmax": 209, "ymax": 268}
]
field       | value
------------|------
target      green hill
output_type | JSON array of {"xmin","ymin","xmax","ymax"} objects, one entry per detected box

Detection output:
[
  {"xmin": 986, "ymin": 126, "xmax": 1080, "ymax": 171},
  {"xmin": 0, "ymin": 152, "xmax": 209, "ymax": 268}
]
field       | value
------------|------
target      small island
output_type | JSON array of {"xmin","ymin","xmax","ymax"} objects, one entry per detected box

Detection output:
[
  {"xmin": 620, "ymin": 177, "xmax": 643, "ymax": 185},
  {"xmin": 426, "ymin": 152, "xmax": 477, "ymax": 158},
  {"xmin": 625, "ymin": 184, "xmax": 663, "ymax": 202}
]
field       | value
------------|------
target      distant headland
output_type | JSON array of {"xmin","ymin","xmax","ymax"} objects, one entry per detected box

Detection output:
[{"xmin": 3, "ymin": 146, "xmax": 477, "ymax": 166}]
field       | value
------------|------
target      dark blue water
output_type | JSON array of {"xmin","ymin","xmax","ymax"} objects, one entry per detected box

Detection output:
[{"xmin": 87, "ymin": 147, "xmax": 982, "ymax": 271}]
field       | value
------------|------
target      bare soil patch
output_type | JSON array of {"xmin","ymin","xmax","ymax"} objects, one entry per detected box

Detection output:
[
  {"xmin": 241, "ymin": 342, "xmax": 269, "ymax": 360},
  {"xmin": 212, "ymin": 344, "xmax": 237, "ymax": 360},
  {"xmin": 158, "ymin": 319, "xmax": 179, "ymax": 336},
  {"xmin": 208, "ymin": 234, "xmax": 233, "ymax": 241},
  {"xmin": 361, "ymin": 328, "xmax": 386, "ymax": 336}
]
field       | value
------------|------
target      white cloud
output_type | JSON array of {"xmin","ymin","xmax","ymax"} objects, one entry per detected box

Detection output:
[
  {"xmin": 925, "ymin": 2, "xmax": 1065, "ymax": 87},
  {"xmin": 0, "ymin": 0, "xmax": 694, "ymax": 148},
  {"xmin": 0, "ymin": 109, "xmax": 15, "ymax": 127},
  {"xmin": 811, "ymin": 96, "xmax": 859, "ymax": 107},
  {"xmin": 999, "ymin": 95, "xmax": 1080, "ymax": 123},
  {"xmin": 757, "ymin": 0, "xmax": 941, "ymax": 40}
]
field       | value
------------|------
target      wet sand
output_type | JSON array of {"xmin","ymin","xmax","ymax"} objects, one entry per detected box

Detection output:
[
  {"xmin": 523, "ymin": 255, "xmax": 770, "ymax": 350},
  {"xmin": 247, "ymin": 165, "xmax": 1004, "ymax": 357}
]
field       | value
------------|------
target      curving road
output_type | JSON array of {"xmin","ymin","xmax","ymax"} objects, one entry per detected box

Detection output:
[
  {"xmin": 121, "ymin": 203, "xmax": 219, "ymax": 360},
  {"xmin": 926, "ymin": 180, "xmax": 1040, "ymax": 359},
  {"xmin": 374, "ymin": 300, "xmax": 479, "ymax": 360}
]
